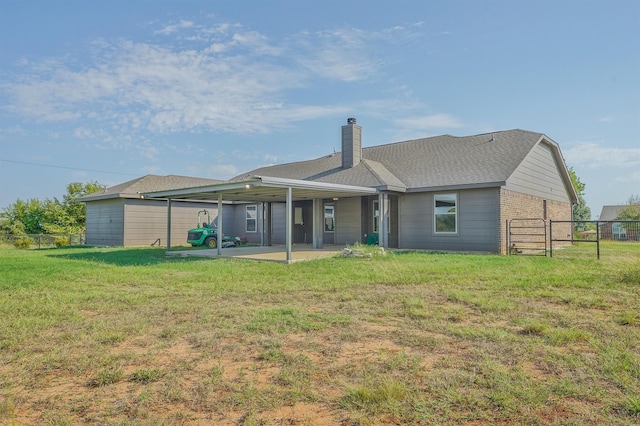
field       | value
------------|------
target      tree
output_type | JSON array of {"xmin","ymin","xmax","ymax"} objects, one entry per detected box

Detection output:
[
  {"xmin": 568, "ymin": 168, "xmax": 591, "ymax": 228},
  {"xmin": 0, "ymin": 198, "xmax": 46, "ymax": 234},
  {"xmin": 617, "ymin": 194, "xmax": 640, "ymax": 221},
  {"xmin": 0, "ymin": 181, "xmax": 105, "ymax": 235}
]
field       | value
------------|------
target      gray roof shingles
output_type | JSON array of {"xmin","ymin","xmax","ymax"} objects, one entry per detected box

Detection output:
[
  {"xmin": 79, "ymin": 174, "xmax": 224, "ymax": 202},
  {"xmin": 86, "ymin": 129, "xmax": 555, "ymax": 201},
  {"xmin": 235, "ymin": 129, "xmax": 545, "ymax": 190},
  {"xmin": 599, "ymin": 205, "xmax": 626, "ymax": 221}
]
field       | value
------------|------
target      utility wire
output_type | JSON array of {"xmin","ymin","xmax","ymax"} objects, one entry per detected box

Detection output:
[{"xmin": 0, "ymin": 158, "xmax": 140, "ymax": 177}]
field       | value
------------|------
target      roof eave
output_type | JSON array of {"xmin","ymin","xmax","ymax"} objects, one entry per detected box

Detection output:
[
  {"xmin": 406, "ymin": 181, "xmax": 506, "ymax": 193},
  {"xmin": 377, "ymin": 185, "xmax": 407, "ymax": 193},
  {"xmin": 79, "ymin": 192, "xmax": 142, "ymax": 202},
  {"xmin": 537, "ymin": 135, "xmax": 580, "ymax": 204}
]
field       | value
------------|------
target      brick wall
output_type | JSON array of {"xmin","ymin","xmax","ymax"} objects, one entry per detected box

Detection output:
[{"xmin": 499, "ymin": 189, "xmax": 572, "ymax": 254}]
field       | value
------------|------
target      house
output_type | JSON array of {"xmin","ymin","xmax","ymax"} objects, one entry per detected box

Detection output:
[
  {"xmin": 141, "ymin": 119, "xmax": 577, "ymax": 257},
  {"xmin": 598, "ymin": 205, "xmax": 630, "ymax": 240},
  {"xmin": 79, "ymin": 175, "xmax": 225, "ymax": 246}
]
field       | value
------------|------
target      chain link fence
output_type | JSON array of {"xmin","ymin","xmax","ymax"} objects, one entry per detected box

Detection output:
[{"xmin": 0, "ymin": 233, "xmax": 85, "ymax": 249}]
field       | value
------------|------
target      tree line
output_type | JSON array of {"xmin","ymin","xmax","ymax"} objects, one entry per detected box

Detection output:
[{"xmin": 0, "ymin": 182, "xmax": 105, "ymax": 235}]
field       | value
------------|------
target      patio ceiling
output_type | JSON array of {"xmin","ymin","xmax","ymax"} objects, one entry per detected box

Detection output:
[{"xmin": 143, "ymin": 175, "xmax": 377, "ymax": 202}]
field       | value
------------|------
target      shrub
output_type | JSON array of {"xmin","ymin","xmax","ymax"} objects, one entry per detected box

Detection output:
[
  {"xmin": 54, "ymin": 236, "xmax": 70, "ymax": 247},
  {"xmin": 13, "ymin": 237, "xmax": 33, "ymax": 249}
]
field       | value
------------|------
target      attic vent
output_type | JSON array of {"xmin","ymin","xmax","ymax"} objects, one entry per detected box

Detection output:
[{"xmin": 347, "ymin": 117, "xmax": 356, "ymax": 125}]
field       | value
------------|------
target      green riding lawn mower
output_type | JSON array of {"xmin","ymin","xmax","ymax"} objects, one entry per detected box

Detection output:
[{"xmin": 186, "ymin": 210, "xmax": 247, "ymax": 248}]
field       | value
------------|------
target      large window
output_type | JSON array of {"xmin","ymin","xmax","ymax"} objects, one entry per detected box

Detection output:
[
  {"xmin": 246, "ymin": 205, "xmax": 257, "ymax": 232},
  {"xmin": 434, "ymin": 193, "xmax": 457, "ymax": 234},
  {"xmin": 324, "ymin": 204, "xmax": 335, "ymax": 232}
]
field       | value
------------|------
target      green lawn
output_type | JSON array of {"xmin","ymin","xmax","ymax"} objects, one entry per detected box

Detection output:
[{"xmin": 1, "ymin": 244, "xmax": 639, "ymax": 425}]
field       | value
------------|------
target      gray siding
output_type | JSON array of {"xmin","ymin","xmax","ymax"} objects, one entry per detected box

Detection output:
[
  {"xmin": 506, "ymin": 142, "xmax": 571, "ymax": 203},
  {"xmin": 336, "ymin": 197, "xmax": 362, "ymax": 245},
  {"xmin": 389, "ymin": 194, "xmax": 399, "ymax": 248},
  {"xmin": 85, "ymin": 199, "xmax": 124, "ymax": 246},
  {"xmin": 399, "ymin": 188, "xmax": 500, "ymax": 252},
  {"xmin": 226, "ymin": 203, "xmax": 261, "ymax": 244},
  {"xmin": 123, "ymin": 199, "xmax": 220, "ymax": 247},
  {"xmin": 270, "ymin": 203, "xmax": 287, "ymax": 245}
]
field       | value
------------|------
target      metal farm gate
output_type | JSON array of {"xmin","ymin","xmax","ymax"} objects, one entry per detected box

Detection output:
[{"xmin": 507, "ymin": 218, "xmax": 547, "ymax": 256}]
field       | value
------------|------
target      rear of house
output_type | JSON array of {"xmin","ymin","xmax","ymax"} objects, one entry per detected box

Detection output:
[
  {"xmin": 231, "ymin": 122, "xmax": 576, "ymax": 254},
  {"xmin": 85, "ymin": 121, "xmax": 577, "ymax": 254}
]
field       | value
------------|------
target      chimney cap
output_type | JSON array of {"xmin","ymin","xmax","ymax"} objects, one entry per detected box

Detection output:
[{"xmin": 347, "ymin": 117, "xmax": 356, "ymax": 125}]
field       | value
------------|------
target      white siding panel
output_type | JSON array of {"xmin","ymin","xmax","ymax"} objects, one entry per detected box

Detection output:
[
  {"xmin": 506, "ymin": 142, "xmax": 571, "ymax": 202},
  {"xmin": 85, "ymin": 199, "xmax": 124, "ymax": 246}
]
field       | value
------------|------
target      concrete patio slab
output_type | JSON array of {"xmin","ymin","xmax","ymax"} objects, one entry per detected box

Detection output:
[{"xmin": 165, "ymin": 244, "xmax": 343, "ymax": 263}]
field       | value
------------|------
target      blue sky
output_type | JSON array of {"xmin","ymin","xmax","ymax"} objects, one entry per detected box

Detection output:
[{"xmin": 1, "ymin": 0, "xmax": 638, "ymax": 217}]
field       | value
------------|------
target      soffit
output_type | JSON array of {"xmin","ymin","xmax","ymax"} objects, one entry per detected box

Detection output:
[{"xmin": 143, "ymin": 176, "xmax": 377, "ymax": 203}]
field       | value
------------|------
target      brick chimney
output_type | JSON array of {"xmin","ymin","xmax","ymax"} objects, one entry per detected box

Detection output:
[{"xmin": 341, "ymin": 117, "xmax": 362, "ymax": 169}]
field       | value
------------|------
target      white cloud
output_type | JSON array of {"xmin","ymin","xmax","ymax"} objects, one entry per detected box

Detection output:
[
  {"xmin": 294, "ymin": 27, "xmax": 398, "ymax": 82},
  {"xmin": 614, "ymin": 170, "xmax": 640, "ymax": 184},
  {"xmin": 564, "ymin": 142, "xmax": 640, "ymax": 169},
  {"xmin": 263, "ymin": 153, "xmax": 279, "ymax": 164},
  {"xmin": 596, "ymin": 116, "xmax": 613, "ymax": 123},
  {"xmin": 205, "ymin": 163, "xmax": 239, "ymax": 178},
  {"xmin": 155, "ymin": 20, "xmax": 194, "ymax": 35},
  {"xmin": 395, "ymin": 113, "xmax": 464, "ymax": 131},
  {"xmin": 0, "ymin": 19, "xmax": 428, "ymax": 159}
]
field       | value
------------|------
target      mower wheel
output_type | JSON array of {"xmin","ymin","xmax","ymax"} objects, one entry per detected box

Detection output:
[{"xmin": 204, "ymin": 237, "xmax": 217, "ymax": 248}]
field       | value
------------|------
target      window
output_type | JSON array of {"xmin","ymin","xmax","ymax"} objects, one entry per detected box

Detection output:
[
  {"xmin": 246, "ymin": 205, "xmax": 257, "ymax": 232},
  {"xmin": 434, "ymin": 193, "xmax": 457, "ymax": 233},
  {"xmin": 324, "ymin": 204, "xmax": 335, "ymax": 232},
  {"xmin": 294, "ymin": 207, "xmax": 303, "ymax": 225}
]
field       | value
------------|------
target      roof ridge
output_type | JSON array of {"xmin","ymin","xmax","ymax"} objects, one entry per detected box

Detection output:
[
  {"xmin": 360, "ymin": 159, "xmax": 386, "ymax": 186},
  {"xmin": 361, "ymin": 159, "xmax": 405, "ymax": 188}
]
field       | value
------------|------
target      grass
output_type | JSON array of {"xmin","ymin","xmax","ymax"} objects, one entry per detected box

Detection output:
[{"xmin": 0, "ymin": 244, "xmax": 639, "ymax": 424}]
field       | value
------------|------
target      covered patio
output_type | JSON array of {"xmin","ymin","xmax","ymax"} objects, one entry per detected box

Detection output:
[{"xmin": 144, "ymin": 176, "xmax": 380, "ymax": 263}]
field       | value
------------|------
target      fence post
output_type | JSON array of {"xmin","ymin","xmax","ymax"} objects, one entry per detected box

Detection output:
[
  {"xmin": 596, "ymin": 222, "xmax": 600, "ymax": 260},
  {"xmin": 549, "ymin": 220, "xmax": 553, "ymax": 258}
]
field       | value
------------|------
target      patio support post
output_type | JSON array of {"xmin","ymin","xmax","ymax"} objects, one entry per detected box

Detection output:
[
  {"xmin": 286, "ymin": 187, "xmax": 292, "ymax": 263},
  {"xmin": 379, "ymin": 193, "xmax": 389, "ymax": 248},
  {"xmin": 166, "ymin": 198, "xmax": 172, "ymax": 252},
  {"xmin": 312, "ymin": 198, "xmax": 323, "ymax": 249},
  {"xmin": 260, "ymin": 202, "xmax": 264, "ymax": 247},
  {"xmin": 217, "ymin": 194, "xmax": 223, "ymax": 256},
  {"xmin": 266, "ymin": 202, "xmax": 272, "ymax": 246}
]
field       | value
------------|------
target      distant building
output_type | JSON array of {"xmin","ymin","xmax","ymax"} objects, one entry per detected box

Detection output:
[
  {"xmin": 79, "ymin": 175, "xmax": 224, "ymax": 246},
  {"xmin": 599, "ymin": 205, "xmax": 630, "ymax": 240}
]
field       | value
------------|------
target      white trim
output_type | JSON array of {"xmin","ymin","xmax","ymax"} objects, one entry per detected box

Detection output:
[
  {"xmin": 245, "ymin": 204, "xmax": 258, "ymax": 233},
  {"xmin": 433, "ymin": 192, "xmax": 458, "ymax": 235}
]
